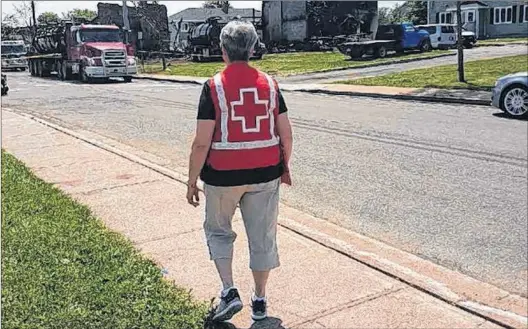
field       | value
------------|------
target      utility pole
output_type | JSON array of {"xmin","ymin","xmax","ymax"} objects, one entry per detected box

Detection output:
[
  {"xmin": 456, "ymin": 1, "xmax": 465, "ymax": 82},
  {"xmin": 31, "ymin": 1, "xmax": 36, "ymax": 26},
  {"xmin": 122, "ymin": 0, "xmax": 130, "ymax": 30}
]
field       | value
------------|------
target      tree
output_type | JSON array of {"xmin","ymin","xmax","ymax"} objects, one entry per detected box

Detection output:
[
  {"xmin": 62, "ymin": 8, "xmax": 97, "ymax": 21},
  {"xmin": 202, "ymin": 1, "xmax": 231, "ymax": 9},
  {"xmin": 390, "ymin": 3, "xmax": 409, "ymax": 23},
  {"xmin": 456, "ymin": 1, "xmax": 465, "ymax": 82},
  {"xmin": 37, "ymin": 11, "xmax": 59, "ymax": 24},
  {"xmin": 407, "ymin": 1, "xmax": 428, "ymax": 25},
  {"xmin": 3, "ymin": 1, "xmax": 34, "ymax": 43},
  {"xmin": 10, "ymin": 1, "xmax": 33, "ymax": 27},
  {"xmin": 378, "ymin": 7, "xmax": 393, "ymax": 24},
  {"xmin": 1, "ymin": 14, "xmax": 20, "ymax": 39}
]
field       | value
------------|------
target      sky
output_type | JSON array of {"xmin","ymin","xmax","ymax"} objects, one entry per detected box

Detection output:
[{"xmin": 2, "ymin": 1, "xmax": 404, "ymax": 18}]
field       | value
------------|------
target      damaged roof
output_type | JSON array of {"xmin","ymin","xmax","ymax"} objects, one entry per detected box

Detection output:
[{"xmin": 169, "ymin": 7, "xmax": 261, "ymax": 23}]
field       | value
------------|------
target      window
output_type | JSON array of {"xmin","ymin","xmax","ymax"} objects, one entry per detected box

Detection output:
[
  {"xmin": 494, "ymin": 6, "xmax": 513, "ymax": 24},
  {"xmin": 467, "ymin": 11, "xmax": 475, "ymax": 23},
  {"xmin": 439, "ymin": 12, "xmax": 453, "ymax": 24},
  {"xmin": 181, "ymin": 23, "xmax": 189, "ymax": 32},
  {"xmin": 524, "ymin": 5, "xmax": 528, "ymax": 22},
  {"xmin": 422, "ymin": 26, "xmax": 437, "ymax": 34},
  {"xmin": 441, "ymin": 26, "xmax": 455, "ymax": 34},
  {"xmin": 404, "ymin": 24, "xmax": 415, "ymax": 32}
]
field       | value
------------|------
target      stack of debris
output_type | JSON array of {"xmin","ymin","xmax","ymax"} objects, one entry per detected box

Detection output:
[{"xmin": 95, "ymin": 2, "xmax": 170, "ymax": 52}]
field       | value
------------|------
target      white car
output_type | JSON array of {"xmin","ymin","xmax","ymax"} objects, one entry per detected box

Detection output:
[{"xmin": 417, "ymin": 24, "xmax": 457, "ymax": 49}]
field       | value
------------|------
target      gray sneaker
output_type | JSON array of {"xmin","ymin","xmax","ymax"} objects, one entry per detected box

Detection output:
[
  {"xmin": 213, "ymin": 288, "xmax": 243, "ymax": 322},
  {"xmin": 251, "ymin": 296, "xmax": 267, "ymax": 321}
]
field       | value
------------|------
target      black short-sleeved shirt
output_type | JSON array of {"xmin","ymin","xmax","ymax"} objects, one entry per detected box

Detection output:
[{"xmin": 197, "ymin": 81, "xmax": 288, "ymax": 187}]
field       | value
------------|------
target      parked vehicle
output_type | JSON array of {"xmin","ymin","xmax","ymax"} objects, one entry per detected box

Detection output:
[
  {"xmin": 416, "ymin": 24, "xmax": 456, "ymax": 50},
  {"xmin": 337, "ymin": 23, "xmax": 432, "ymax": 60},
  {"xmin": 1, "ymin": 74, "xmax": 8, "ymax": 96},
  {"xmin": 26, "ymin": 22, "xmax": 137, "ymax": 83},
  {"xmin": 460, "ymin": 26, "xmax": 477, "ymax": 48},
  {"xmin": 491, "ymin": 72, "xmax": 528, "ymax": 118},
  {"xmin": 187, "ymin": 16, "xmax": 266, "ymax": 62},
  {"xmin": 1, "ymin": 40, "xmax": 28, "ymax": 71}
]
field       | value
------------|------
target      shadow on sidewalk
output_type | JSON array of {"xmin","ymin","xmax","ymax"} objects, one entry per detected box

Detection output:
[
  {"xmin": 204, "ymin": 317, "xmax": 286, "ymax": 329},
  {"xmin": 204, "ymin": 299, "xmax": 287, "ymax": 329}
]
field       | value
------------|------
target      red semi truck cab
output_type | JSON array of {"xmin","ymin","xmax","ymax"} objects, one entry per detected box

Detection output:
[
  {"xmin": 27, "ymin": 23, "xmax": 137, "ymax": 82},
  {"xmin": 69, "ymin": 24, "xmax": 137, "ymax": 81}
]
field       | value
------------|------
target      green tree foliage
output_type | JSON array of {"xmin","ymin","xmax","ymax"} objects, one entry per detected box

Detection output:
[
  {"xmin": 202, "ymin": 1, "xmax": 231, "ymax": 9},
  {"xmin": 62, "ymin": 8, "xmax": 97, "ymax": 21},
  {"xmin": 37, "ymin": 11, "xmax": 59, "ymax": 24},
  {"xmin": 380, "ymin": 1, "xmax": 428, "ymax": 25},
  {"xmin": 407, "ymin": 1, "xmax": 428, "ymax": 25},
  {"xmin": 378, "ymin": 7, "xmax": 393, "ymax": 24}
]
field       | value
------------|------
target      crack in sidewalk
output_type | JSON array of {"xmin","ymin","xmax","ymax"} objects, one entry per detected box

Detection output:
[
  {"xmin": 289, "ymin": 287, "xmax": 407, "ymax": 328},
  {"xmin": 72, "ymin": 179, "xmax": 162, "ymax": 196}
]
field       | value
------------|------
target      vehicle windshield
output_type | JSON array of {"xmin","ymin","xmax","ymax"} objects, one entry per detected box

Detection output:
[
  {"xmin": 1, "ymin": 45, "xmax": 26, "ymax": 54},
  {"xmin": 80, "ymin": 29, "xmax": 122, "ymax": 43},
  {"xmin": 419, "ymin": 26, "xmax": 437, "ymax": 34}
]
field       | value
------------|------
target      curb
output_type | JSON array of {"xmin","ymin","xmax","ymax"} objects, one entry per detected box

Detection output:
[
  {"xmin": 283, "ymin": 88, "xmax": 490, "ymax": 106},
  {"xmin": 7, "ymin": 109, "xmax": 526, "ymax": 329},
  {"xmin": 134, "ymin": 75, "xmax": 204, "ymax": 85},
  {"xmin": 476, "ymin": 42, "xmax": 528, "ymax": 48}
]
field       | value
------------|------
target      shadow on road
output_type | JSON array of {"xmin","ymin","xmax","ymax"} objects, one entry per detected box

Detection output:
[{"xmin": 492, "ymin": 112, "xmax": 528, "ymax": 121}]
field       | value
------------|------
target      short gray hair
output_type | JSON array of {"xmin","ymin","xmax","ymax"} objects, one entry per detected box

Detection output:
[{"xmin": 220, "ymin": 20, "xmax": 258, "ymax": 62}]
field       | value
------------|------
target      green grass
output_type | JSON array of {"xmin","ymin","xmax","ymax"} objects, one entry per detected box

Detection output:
[
  {"xmin": 338, "ymin": 55, "xmax": 527, "ymax": 90},
  {"xmin": 1, "ymin": 151, "xmax": 207, "ymax": 329},
  {"xmin": 479, "ymin": 37, "xmax": 528, "ymax": 45},
  {"xmin": 141, "ymin": 50, "xmax": 450, "ymax": 77}
]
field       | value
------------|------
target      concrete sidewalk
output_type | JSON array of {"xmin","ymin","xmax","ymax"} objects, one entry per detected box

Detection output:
[
  {"xmin": 135, "ymin": 74, "xmax": 490, "ymax": 106},
  {"xmin": 1, "ymin": 110, "xmax": 509, "ymax": 329}
]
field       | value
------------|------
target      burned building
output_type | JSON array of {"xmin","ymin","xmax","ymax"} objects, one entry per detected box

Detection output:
[
  {"xmin": 94, "ymin": 2, "xmax": 170, "ymax": 51},
  {"xmin": 262, "ymin": 1, "xmax": 378, "ymax": 43}
]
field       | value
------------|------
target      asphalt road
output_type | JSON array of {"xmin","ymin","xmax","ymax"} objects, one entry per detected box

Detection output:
[
  {"xmin": 280, "ymin": 44, "xmax": 528, "ymax": 84},
  {"xmin": 2, "ymin": 72, "xmax": 527, "ymax": 296}
]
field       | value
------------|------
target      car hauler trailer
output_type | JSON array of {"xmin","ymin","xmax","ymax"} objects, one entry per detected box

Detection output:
[
  {"xmin": 337, "ymin": 23, "xmax": 432, "ymax": 59},
  {"xmin": 26, "ymin": 22, "xmax": 137, "ymax": 82}
]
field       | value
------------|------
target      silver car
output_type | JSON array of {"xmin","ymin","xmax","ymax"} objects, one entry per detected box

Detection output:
[{"xmin": 491, "ymin": 72, "xmax": 528, "ymax": 118}]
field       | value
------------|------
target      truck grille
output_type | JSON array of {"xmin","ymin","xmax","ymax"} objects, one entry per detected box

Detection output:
[{"xmin": 103, "ymin": 50, "xmax": 126, "ymax": 67}]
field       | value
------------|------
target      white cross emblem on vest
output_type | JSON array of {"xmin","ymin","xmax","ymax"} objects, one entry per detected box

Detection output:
[{"xmin": 230, "ymin": 88, "xmax": 270, "ymax": 133}]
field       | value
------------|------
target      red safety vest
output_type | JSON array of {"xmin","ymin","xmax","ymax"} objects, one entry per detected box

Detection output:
[{"xmin": 207, "ymin": 63, "xmax": 281, "ymax": 171}]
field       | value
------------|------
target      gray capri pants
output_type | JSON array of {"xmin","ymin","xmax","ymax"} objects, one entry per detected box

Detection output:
[{"xmin": 203, "ymin": 178, "xmax": 280, "ymax": 271}]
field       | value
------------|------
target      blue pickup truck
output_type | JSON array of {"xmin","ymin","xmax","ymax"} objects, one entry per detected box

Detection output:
[{"xmin": 337, "ymin": 23, "xmax": 432, "ymax": 59}]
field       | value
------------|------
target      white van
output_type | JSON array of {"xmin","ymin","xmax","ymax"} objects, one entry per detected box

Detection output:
[{"xmin": 416, "ymin": 24, "xmax": 457, "ymax": 49}]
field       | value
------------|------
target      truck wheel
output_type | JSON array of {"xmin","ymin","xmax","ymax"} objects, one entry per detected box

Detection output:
[
  {"xmin": 57, "ymin": 61, "xmax": 64, "ymax": 80},
  {"xmin": 350, "ymin": 48, "xmax": 363, "ymax": 60},
  {"xmin": 80, "ymin": 66, "xmax": 91, "ymax": 83},
  {"xmin": 37, "ymin": 61, "xmax": 43, "ymax": 77},
  {"xmin": 376, "ymin": 46, "xmax": 388, "ymax": 58},
  {"xmin": 123, "ymin": 76, "xmax": 132, "ymax": 83},
  {"xmin": 420, "ymin": 40, "xmax": 432, "ymax": 52},
  {"xmin": 29, "ymin": 61, "xmax": 35, "ymax": 76},
  {"xmin": 20, "ymin": 67, "xmax": 26, "ymax": 72}
]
